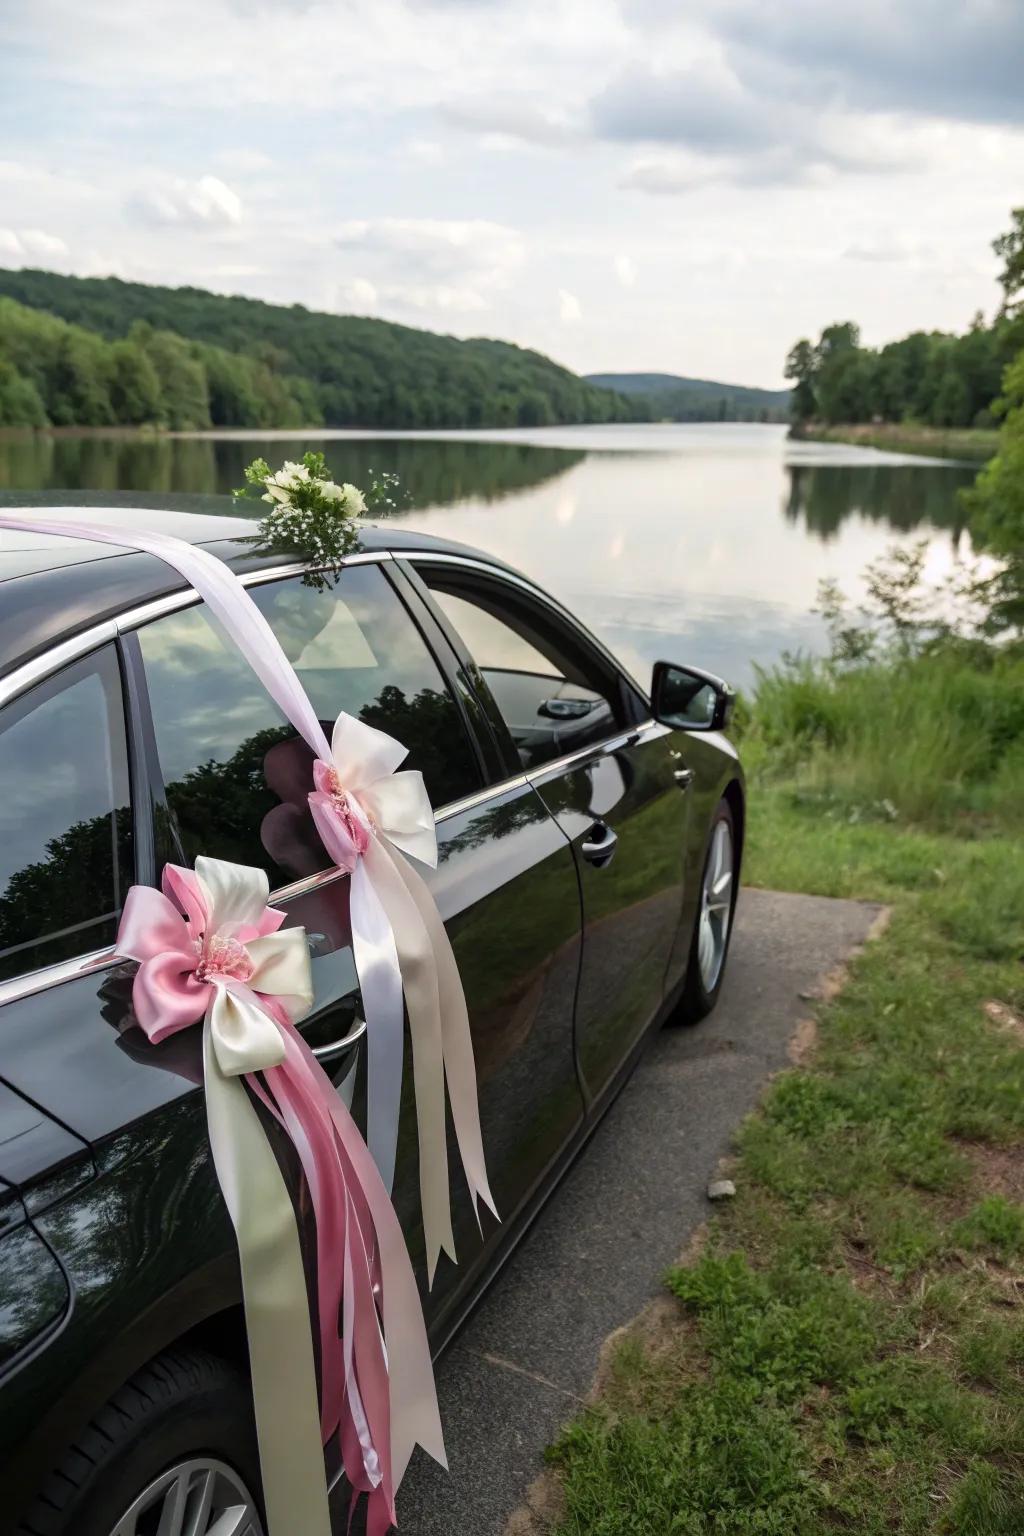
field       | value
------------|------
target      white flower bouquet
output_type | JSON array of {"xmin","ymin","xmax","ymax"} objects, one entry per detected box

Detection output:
[{"xmin": 235, "ymin": 451, "xmax": 400, "ymax": 590}]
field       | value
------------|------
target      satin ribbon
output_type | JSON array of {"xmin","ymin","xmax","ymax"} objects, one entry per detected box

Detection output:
[
  {"xmin": 308, "ymin": 710, "xmax": 498, "ymax": 1278},
  {"xmin": 0, "ymin": 514, "xmax": 497, "ymax": 1279},
  {"xmin": 114, "ymin": 856, "xmax": 443, "ymax": 1535}
]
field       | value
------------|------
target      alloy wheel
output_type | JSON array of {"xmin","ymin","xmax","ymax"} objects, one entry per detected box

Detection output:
[
  {"xmin": 697, "ymin": 817, "xmax": 733, "ymax": 993},
  {"xmin": 108, "ymin": 1457, "xmax": 264, "ymax": 1536}
]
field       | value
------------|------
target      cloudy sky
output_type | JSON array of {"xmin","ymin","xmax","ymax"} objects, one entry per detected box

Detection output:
[{"xmin": 1, "ymin": 0, "xmax": 1020, "ymax": 386}]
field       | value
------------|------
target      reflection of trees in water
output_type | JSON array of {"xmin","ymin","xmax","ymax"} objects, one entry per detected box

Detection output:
[
  {"xmin": 0, "ymin": 433, "xmax": 584, "ymax": 509},
  {"xmin": 0, "ymin": 808, "xmax": 132, "ymax": 980},
  {"xmin": 439, "ymin": 769, "xmax": 596, "ymax": 861},
  {"xmin": 163, "ymin": 685, "xmax": 473, "ymax": 882},
  {"xmin": 784, "ymin": 463, "xmax": 976, "ymax": 543},
  {"xmin": 0, "ymin": 683, "xmax": 485, "ymax": 964}
]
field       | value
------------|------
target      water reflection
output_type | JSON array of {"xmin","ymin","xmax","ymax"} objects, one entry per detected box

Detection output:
[
  {"xmin": 0, "ymin": 431, "xmax": 584, "ymax": 509},
  {"xmin": 784, "ymin": 461, "xmax": 975, "ymax": 541},
  {"xmin": 0, "ymin": 423, "xmax": 976, "ymax": 688}
]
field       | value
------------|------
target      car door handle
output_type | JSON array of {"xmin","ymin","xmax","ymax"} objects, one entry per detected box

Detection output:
[
  {"xmin": 581, "ymin": 822, "xmax": 618, "ymax": 867},
  {"xmin": 312, "ymin": 1014, "xmax": 368, "ymax": 1062},
  {"xmin": 674, "ymin": 767, "xmax": 695, "ymax": 789}
]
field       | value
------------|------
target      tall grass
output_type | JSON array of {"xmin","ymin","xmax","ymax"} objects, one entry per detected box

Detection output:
[{"xmin": 743, "ymin": 637, "xmax": 1024, "ymax": 832}]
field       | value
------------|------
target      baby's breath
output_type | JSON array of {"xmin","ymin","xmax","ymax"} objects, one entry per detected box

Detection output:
[{"xmin": 234, "ymin": 451, "xmax": 400, "ymax": 591}]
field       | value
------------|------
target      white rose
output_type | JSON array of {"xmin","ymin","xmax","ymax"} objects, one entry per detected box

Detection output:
[{"xmin": 342, "ymin": 483, "xmax": 367, "ymax": 516}]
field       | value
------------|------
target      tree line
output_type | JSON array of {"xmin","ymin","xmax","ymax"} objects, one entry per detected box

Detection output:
[
  {"xmin": 785, "ymin": 212, "xmax": 1024, "ymax": 432},
  {"xmin": 783, "ymin": 207, "xmax": 1024, "ymax": 638},
  {"xmin": 0, "ymin": 270, "xmax": 630, "ymax": 431}
]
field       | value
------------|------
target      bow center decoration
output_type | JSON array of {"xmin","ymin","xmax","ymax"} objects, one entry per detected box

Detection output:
[{"xmin": 115, "ymin": 854, "xmax": 442, "ymax": 1536}]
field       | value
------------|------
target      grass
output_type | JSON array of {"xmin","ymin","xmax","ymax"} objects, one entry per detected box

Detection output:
[
  {"xmin": 543, "ymin": 641, "xmax": 1024, "ymax": 1535},
  {"xmin": 795, "ymin": 422, "xmax": 1000, "ymax": 461}
]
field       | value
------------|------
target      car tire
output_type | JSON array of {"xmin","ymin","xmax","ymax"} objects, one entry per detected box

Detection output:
[
  {"xmin": 673, "ymin": 795, "xmax": 738, "ymax": 1025},
  {"xmin": 16, "ymin": 1347, "xmax": 264, "ymax": 1536}
]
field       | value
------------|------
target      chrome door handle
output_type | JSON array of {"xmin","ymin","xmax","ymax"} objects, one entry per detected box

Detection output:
[
  {"xmin": 581, "ymin": 822, "xmax": 618, "ymax": 867},
  {"xmin": 674, "ymin": 767, "xmax": 695, "ymax": 789},
  {"xmin": 312, "ymin": 1014, "xmax": 368, "ymax": 1061}
]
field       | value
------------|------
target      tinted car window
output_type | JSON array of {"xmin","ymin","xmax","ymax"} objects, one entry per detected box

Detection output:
[
  {"xmin": 0, "ymin": 647, "xmax": 133, "ymax": 982},
  {"xmin": 430, "ymin": 582, "xmax": 622, "ymax": 770},
  {"xmin": 137, "ymin": 563, "xmax": 481, "ymax": 885}
]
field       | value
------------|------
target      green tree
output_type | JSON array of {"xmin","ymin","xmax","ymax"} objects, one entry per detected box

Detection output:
[
  {"xmin": 109, "ymin": 338, "xmax": 163, "ymax": 424},
  {"xmin": 0, "ymin": 359, "xmax": 48, "ymax": 426},
  {"xmin": 964, "ymin": 350, "xmax": 1024, "ymax": 633},
  {"xmin": 815, "ymin": 322, "xmax": 860, "ymax": 370},
  {"xmin": 784, "ymin": 339, "xmax": 817, "ymax": 423},
  {"xmin": 993, "ymin": 207, "xmax": 1024, "ymax": 314},
  {"xmin": 132, "ymin": 323, "xmax": 210, "ymax": 429},
  {"xmin": 48, "ymin": 327, "xmax": 115, "ymax": 426}
]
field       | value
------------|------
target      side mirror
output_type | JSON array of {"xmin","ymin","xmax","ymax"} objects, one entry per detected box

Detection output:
[{"xmin": 651, "ymin": 660, "xmax": 736, "ymax": 733}]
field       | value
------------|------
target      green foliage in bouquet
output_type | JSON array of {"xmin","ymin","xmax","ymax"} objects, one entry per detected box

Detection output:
[{"xmin": 235, "ymin": 451, "xmax": 400, "ymax": 591}]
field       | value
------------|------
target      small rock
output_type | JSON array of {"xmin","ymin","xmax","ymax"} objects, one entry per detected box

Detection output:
[{"xmin": 707, "ymin": 1179, "xmax": 736, "ymax": 1201}]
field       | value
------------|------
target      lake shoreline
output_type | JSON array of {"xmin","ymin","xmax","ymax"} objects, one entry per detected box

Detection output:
[{"xmin": 792, "ymin": 421, "xmax": 998, "ymax": 461}]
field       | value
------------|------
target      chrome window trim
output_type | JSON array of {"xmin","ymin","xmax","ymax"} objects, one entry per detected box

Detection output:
[
  {"xmin": 0, "ymin": 767, "xmax": 537, "ymax": 1006},
  {"xmin": 394, "ymin": 548, "xmax": 651, "ymax": 705},
  {"xmin": 0, "ymin": 553, "xmax": 393, "ymax": 708},
  {"xmin": 0, "ymin": 945, "xmax": 119, "ymax": 1008},
  {"xmin": 524, "ymin": 718, "xmax": 664, "ymax": 787},
  {"xmin": 0, "ymin": 620, "xmax": 118, "ymax": 711}
]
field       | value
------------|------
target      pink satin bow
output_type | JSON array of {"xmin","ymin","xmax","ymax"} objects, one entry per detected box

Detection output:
[
  {"xmin": 118, "ymin": 862, "xmax": 290, "ymax": 1042},
  {"xmin": 114, "ymin": 855, "xmax": 443, "ymax": 1533}
]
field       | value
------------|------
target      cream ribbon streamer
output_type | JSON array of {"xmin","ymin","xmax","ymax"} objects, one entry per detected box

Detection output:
[{"xmin": 114, "ymin": 855, "xmax": 332, "ymax": 1536}]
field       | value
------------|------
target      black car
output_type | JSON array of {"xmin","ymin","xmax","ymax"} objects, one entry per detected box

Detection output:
[{"xmin": 0, "ymin": 508, "xmax": 744, "ymax": 1536}]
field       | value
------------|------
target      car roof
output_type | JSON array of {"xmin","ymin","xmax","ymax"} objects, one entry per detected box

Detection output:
[{"xmin": 0, "ymin": 494, "xmax": 517, "ymax": 682}]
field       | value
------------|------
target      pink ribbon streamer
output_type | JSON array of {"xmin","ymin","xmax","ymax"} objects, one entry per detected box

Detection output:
[{"xmin": 115, "ymin": 860, "xmax": 443, "ymax": 1532}]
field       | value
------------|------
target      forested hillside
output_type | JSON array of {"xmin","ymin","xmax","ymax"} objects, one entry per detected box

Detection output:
[
  {"xmin": 586, "ymin": 371, "xmax": 790, "ymax": 422},
  {"xmin": 0, "ymin": 269, "xmax": 628, "ymax": 430}
]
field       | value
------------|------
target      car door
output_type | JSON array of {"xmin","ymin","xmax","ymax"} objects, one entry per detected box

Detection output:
[
  {"xmin": 131, "ymin": 556, "xmax": 585, "ymax": 1327},
  {"xmin": 405, "ymin": 556, "xmax": 692, "ymax": 1105}
]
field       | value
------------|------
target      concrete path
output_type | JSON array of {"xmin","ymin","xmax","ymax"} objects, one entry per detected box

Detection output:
[{"xmin": 396, "ymin": 887, "xmax": 883, "ymax": 1536}]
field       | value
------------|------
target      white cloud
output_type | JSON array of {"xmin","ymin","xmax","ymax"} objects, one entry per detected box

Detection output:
[
  {"xmin": 620, "ymin": 156, "xmax": 713, "ymax": 195},
  {"xmin": 844, "ymin": 233, "xmax": 930, "ymax": 264},
  {"xmin": 441, "ymin": 95, "xmax": 579, "ymax": 147},
  {"xmin": 215, "ymin": 148, "xmax": 274, "ymax": 174},
  {"xmin": 344, "ymin": 276, "xmax": 380, "ymax": 311},
  {"xmin": 126, "ymin": 174, "xmax": 243, "ymax": 228},
  {"xmin": 613, "ymin": 254, "xmax": 637, "ymax": 288},
  {"xmin": 407, "ymin": 139, "xmax": 445, "ymax": 164},
  {"xmin": 559, "ymin": 288, "xmax": 582, "ymax": 323},
  {"xmin": 333, "ymin": 218, "xmax": 525, "ymax": 316},
  {"xmin": 0, "ymin": 226, "xmax": 68, "ymax": 260}
]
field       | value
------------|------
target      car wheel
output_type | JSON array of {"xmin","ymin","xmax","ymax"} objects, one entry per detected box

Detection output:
[
  {"xmin": 16, "ymin": 1347, "xmax": 265, "ymax": 1536},
  {"xmin": 675, "ymin": 796, "xmax": 738, "ymax": 1024}
]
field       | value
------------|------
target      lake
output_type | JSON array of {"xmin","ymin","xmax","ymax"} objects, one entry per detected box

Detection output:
[{"xmin": 0, "ymin": 423, "xmax": 977, "ymax": 692}]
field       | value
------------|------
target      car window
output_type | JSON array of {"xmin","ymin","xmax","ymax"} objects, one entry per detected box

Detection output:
[
  {"xmin": 0, "ymin": 647, "xmax": 133, "ymax": 982},
  {"xmin": 428, "ymin": 578, "xmax": 625, "ymax": 770},
  {"xmin": 137, "ymin": 562, "xmax": 481, "ymax": 886}
]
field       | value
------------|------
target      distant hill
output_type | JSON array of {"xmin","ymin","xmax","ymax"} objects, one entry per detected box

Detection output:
[
  {"xmin": 586, "ymin": 371, "xmax": 790, "ymax": 422},
  {"xmin": 0, "ymin": 268, "xmax": 629, "ymax": 430}
]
